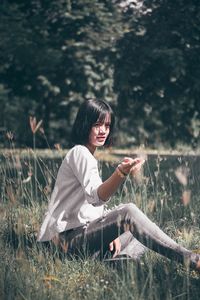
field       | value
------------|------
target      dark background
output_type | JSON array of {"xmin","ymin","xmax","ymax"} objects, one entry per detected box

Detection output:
[{"xmin": 0, "ymin": 0, "xmax": 199, "ymax": 149}]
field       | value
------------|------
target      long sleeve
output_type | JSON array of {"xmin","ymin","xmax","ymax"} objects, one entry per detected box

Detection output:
[
  {"xmin": 67, "ymin": 145, "xmax": 105, "ymax": 206},
  {"xmin": 37, "ymin": 145, "xmax": 105, "ymax": 242}
]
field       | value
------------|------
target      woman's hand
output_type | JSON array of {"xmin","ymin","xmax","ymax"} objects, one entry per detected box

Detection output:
[
  {"xmin": 109, "ymin": 237, "xmax": 121, "ymax": 258},
  {"xmin": 118, "ymin": 157, "xmax": 145, "ymax": 176},
  {"xmin": 97, "ymin": 156, "xmax": 145, "ymax": 202}
]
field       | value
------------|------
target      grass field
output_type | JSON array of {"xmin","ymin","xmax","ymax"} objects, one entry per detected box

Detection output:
[{"xmin": 0, "ymin": 148, "xmax": 200, "ymax": 300}]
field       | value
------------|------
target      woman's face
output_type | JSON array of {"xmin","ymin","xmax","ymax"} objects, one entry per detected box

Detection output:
[{"xmin": 87, "ymin": 113, "xmax": 111, "ymax": 153}]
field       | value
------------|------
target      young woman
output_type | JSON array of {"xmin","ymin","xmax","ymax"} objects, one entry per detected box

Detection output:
[{"xmin": 37, "ymin": 99, "xmax": 200, "ymax": 271}]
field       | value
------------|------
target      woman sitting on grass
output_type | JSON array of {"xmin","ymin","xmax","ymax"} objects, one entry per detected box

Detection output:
[{"xmin": 37, "ymin": 98, "xmax": 200, "ymax": 271}]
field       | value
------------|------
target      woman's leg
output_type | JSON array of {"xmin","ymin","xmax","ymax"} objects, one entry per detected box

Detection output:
[
  {"xmin": 59, "ymin": 203, "xmax": 200, "ymax": 270},
  {"xmin": 119, "ymin": 231, "xmax": 147, "ymax": 260}
]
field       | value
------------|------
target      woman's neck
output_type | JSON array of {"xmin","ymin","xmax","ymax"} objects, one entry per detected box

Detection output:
[{"xmin": 85, "ymin": 144, "xmax": 96, "ymax": 155}]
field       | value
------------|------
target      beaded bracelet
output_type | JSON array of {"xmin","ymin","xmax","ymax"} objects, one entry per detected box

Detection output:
[{"xmin": 116, "ymin": 166, "xmax": 127, "ymax": 178}]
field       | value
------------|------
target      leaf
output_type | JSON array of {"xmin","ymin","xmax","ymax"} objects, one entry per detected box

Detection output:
[
  {"xmin": 175, "ymin": 167, "xmax": 189, "ymax": 186},
  {"xmin": 29, "ymin": 116, "xmax": 37, "ymax": 133},
  {"xmin": 182, "ymin": 190, "xmax": 191, "ymax": 206},
  {"xmin": 34, "ymin": 120, "xmax": 43, "ymax": 134}
]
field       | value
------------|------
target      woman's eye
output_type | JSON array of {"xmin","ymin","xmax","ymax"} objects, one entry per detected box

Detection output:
[{"xmin": 93, "ymin": 123, "xmax": 110, "ymax": 129}]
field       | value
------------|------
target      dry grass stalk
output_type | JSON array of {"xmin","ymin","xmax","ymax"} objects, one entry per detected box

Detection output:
[{"xmin": 29, "ymin": 116, "xmax": 43, "ymax": 134}]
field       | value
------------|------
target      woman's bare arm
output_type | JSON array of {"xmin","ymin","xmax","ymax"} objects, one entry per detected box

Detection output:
[{"xmin": 97, "ymin": 157, "xmax": 145, "ymax": 202}]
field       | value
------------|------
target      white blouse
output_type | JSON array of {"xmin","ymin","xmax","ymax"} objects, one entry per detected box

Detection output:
[{"xmin": 37, "ymin": 145, "xmax": 105, "ymax": 242}]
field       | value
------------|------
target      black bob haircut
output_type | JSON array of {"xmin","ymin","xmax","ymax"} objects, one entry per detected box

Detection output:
[{"xmin": 71, "ymin": 99, "xmax": 115, "ymax": 147}]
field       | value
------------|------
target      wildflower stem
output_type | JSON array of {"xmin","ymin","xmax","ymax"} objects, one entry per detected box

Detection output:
[{"xmin": 33, "ymin": 133, "xmax": 38, "ymax": 200}]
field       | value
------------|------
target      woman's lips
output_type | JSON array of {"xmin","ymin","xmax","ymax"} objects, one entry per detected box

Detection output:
[{"xmin": 97, "ymin": 136, "xmax": 106, "ymax": 141}]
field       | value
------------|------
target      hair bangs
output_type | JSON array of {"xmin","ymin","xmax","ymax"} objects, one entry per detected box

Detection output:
[{"xmin": 97, "ymin": 110, "xmax": 110, "ymax": 124}]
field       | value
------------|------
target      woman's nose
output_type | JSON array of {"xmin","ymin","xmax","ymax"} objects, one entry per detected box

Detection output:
[{"xmin": 99, "ymin": 125, "xmax": 105, "ymax": 133}]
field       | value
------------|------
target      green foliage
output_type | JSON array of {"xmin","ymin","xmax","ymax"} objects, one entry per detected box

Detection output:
[
  {"xmin": 0, "ymin": 0, "xmax": 121, "ymax": 147},
  {"xmin": 0, "ymin": 0, "xmax": 199, "ymax": 148},
  {"xmin": 114, "ymin": 0, "xmax": 200, "ymax": 147}
]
